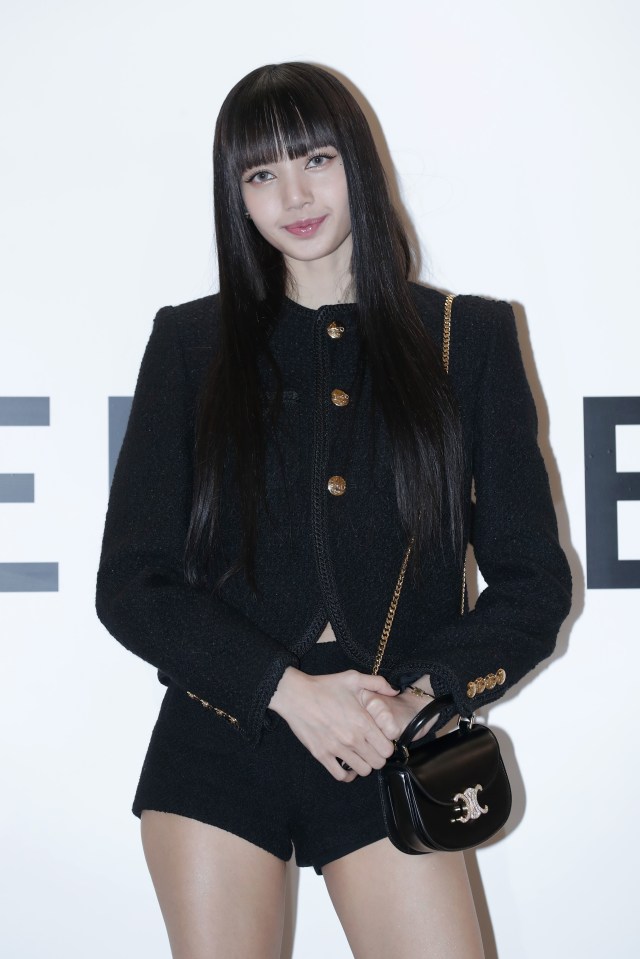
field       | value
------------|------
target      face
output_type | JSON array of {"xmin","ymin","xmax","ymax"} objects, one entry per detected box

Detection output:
[{"xmin": 240, "ymin": 147, "xmax": 352, "ymax": 270}]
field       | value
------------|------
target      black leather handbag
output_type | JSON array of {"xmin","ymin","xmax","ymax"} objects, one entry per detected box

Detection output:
[
  {"xmin": 377, "ymin": 695, "xmax": 512, "ymax": 854},
  {"xmin": 372, "ymin": 293, "xmax": 512, "ymax": 855}
]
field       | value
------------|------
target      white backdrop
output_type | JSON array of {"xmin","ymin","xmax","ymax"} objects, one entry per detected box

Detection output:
[{"xmin": 1, "ymin": 2, "xmax": 638, "ymax": 956}]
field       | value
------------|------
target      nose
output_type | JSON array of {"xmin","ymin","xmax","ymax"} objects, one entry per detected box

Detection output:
[{"xmin": 282, "ymin": 169, "xmax": 313, "ymax": 210}]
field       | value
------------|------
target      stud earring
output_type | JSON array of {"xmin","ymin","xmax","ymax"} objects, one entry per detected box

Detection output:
[{"xmin": 243, "ymin": 210, "xmax": 251, "ymax": 219}]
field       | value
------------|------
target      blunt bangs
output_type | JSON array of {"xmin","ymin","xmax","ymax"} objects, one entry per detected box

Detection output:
[{"xmin": 217, "ymin": 65, "xmax": 347, "ymax": 176}]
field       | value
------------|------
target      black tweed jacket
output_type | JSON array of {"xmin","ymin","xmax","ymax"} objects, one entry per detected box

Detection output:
[{"xmin": 96, "ymin": 283, "xmax": 571, "ymax": 745}]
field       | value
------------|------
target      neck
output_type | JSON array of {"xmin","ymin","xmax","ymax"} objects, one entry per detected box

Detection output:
[
  {"xmin": 284, "ymin": 238, "xmax": 354, "ymax": 310},
  {"xmin": 287, "ymin": 273, "xmax": 355, "ymax": 310}
]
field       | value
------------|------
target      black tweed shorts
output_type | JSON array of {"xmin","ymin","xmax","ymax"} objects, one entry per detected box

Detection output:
[{"xmin": 131, "ymin": 641, "xmax": 388, "ymax": 874}]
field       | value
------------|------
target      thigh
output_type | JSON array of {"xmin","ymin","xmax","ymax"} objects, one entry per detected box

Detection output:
[
  {"xmin": 322, "ymin": 839, "xmax": 484, "ymax": 959},
  {"xmin": 140, "ymin": 810, "xmax": 287, "ymax": 959}
]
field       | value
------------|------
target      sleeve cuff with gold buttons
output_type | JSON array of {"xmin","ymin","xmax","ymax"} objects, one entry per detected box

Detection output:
[
  {"xmin": 466, "ymin": 668, "xmax": 506, "ymax": 700},
  {"xmin": 426, "ymin": 662, "xmax": 511, "ymax": 721}
]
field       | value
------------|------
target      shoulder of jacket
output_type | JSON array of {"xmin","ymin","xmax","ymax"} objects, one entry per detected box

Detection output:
[
  {"xmin": 152, "ymin": 293, "xmax": 220, "ymax": 348},
  {"xmin": 451, "ymin": 291, "xmax": 514, "ymax": 328},
  {"xmin": 409, "ymin": 283, "xmax": 514, "ymax": 336}
]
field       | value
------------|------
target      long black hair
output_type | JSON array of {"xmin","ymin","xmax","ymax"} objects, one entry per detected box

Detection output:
[{"xmin": 185, "ymin": 62, "xmax": 465, "ymax": 592}]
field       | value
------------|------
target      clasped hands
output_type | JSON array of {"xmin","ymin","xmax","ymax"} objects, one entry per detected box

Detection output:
[{"xmin": 269, "ymin": 667, "xmax": 439, "ymax": 783}]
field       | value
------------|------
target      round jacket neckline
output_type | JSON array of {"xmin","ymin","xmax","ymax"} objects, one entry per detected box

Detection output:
[{"xmin": 282, "ymin": 295, "xmax": 357, "ymax": 318}]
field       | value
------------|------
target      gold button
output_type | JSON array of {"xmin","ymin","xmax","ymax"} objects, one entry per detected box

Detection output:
[
  {"xmin": 331, "ymin": 388, "xmax": 349, "ymax": 407},
  {"xmin": 327, "ymin": 475, "xmax": 347, "ymax": 496},
  {"xmin": 327, "ymin": 321, "xmax": 345, "ymax": 339},
  {"xmin": 485, "ymin": 673, "xmax": 497, "ymax": 690},
  {"xmin": 496, "ymin": 668, "xmax": 506, "ymax": 685},
  {"xmin": 475, "ymin": 677, "xmax": 486, "ymax": 694},
  {"xmin": 466, "ymin": 681, "xmax": 477, "ymax": 699}
]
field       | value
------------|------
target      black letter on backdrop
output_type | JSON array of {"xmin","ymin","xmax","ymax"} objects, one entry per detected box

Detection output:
[
  {"xmin": 0, "ymin": 397, "xmax": 58, "ymax": 592},
  {"xmin": 108, "ymin": 397, "xmax": 133, "ymax": 486},
  {"xmin": 584, "ymin": 397, "xmax": 640, "ymax": 588}
]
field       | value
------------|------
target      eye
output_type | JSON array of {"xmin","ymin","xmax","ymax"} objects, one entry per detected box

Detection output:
[
  {"xmin": 306, "ymin": 151, "xmax": 338, "ymax": 169},
  {"xmin": 243, "ymin": 169, "xmax": 275, "ymax": 184}
]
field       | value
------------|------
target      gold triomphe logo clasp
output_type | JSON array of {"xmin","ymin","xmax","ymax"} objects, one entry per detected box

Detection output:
[{"xmin": 451, "ymin": 785, "xmax": 489, "ymax": 824}]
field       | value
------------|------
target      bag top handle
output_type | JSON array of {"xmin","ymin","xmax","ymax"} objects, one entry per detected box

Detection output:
[{"xmin": 395, "ymin": 694, "xmax": 455, "ymax": 750}]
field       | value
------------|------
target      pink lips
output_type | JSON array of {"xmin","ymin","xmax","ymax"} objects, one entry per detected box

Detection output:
[{"xmin": 283, "ymin": 215, "xmax": 327, "ymax": 237}]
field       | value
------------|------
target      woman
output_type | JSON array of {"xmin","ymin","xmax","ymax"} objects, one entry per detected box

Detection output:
[{"xmin": 96, "ymin": 62, "xmax": 571, "ymax": 958}]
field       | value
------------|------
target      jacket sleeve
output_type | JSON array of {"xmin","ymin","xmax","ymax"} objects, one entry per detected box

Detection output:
[
  {"xmin": 95, "ymin": 307, "xmax": 299, "ymax": 745},
  {"xmin": 400, "ymin": 300, "xmax": 572, "ymax": 718}
]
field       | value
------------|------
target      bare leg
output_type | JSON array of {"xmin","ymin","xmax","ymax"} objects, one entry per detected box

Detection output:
[
  {"xmin": 140, "ymin": 810, "xmax": 287, "ymax": 959},
  {"xmin": 322, "ymin": 838, "xmax": 484, "ymax": 959}
]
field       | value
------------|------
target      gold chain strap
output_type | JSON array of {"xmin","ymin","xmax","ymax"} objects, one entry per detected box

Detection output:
[
  {"xmin": 442, "ymin": 292, "xmax": 453, "ymax": 374},
  {"xmin": 372, "ymin": 293, "xmax": 463, "ymax": 675},
  {"xmin": 371, "ymin": 532, "xmax": 415, "ymax": 675}
]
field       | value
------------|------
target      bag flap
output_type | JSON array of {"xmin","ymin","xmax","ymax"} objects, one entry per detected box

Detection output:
[{"xmin": 403, "ymin": 725, "xmax": 503, "ymax": 806}]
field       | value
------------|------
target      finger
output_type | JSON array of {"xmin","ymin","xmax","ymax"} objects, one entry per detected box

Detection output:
[
  {"xmin": 325, "ymin": 755, "xmax": 360, "ymax": 781},
  {"xmin": 316, "ymin": 756, "xmax": 357, "ymax": 783},
  {"xmin": 335, "ymin": 756, "xmax": 353, "ymax": 773},
  {"xmin": 364, "ymin": 697, "xmax": 403, "ymax": 740},
  {"xmin": 357, "ymin": 708, "xmax": 396, "ymax": 758},
  {"xmin": 361, "ymin": 740, "xmax": 393, "ymax": 769},
  {"xmin": 335, "ymin": 747, "xmax": 373, "ymax": 778},
  {"xmin": 346, "ymin": 728, "xmax": 393, "ymax": 772},
  {"xmin": 356, "ymin": 705, "xmax": 396, "ymax": 756},
  {"xmin": 333, "ymin": 756, "xmax": 368, "ymax": 782},
  {"xmin": 357, "ymin": 675, "xmax": 399, "ymax": 697},
  {"xmin": 353, "ymin": 741, "xmax": 385, "ymax": 772},
  {"xmin": 364, "ymin": 726, "xmax": 395, "ymax": 763}
]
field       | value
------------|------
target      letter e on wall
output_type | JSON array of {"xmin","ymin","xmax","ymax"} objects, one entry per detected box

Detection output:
[
  {"xmin": 584, "ymin": 397, "xmax": 640, "ymax": 588},
  {"xmin": 0, "ymin": 397, "xmax": 58, "ymax": 592}
]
